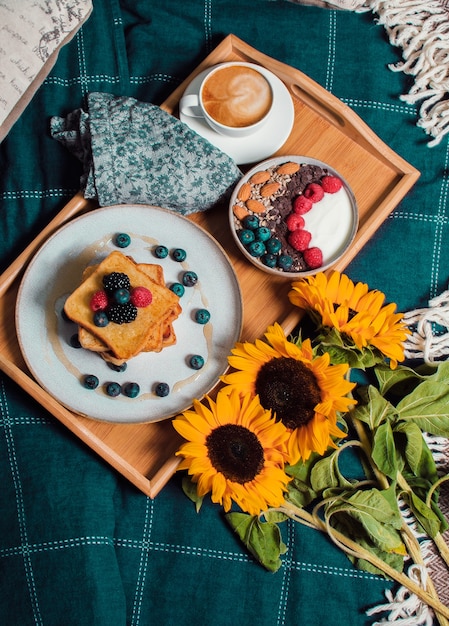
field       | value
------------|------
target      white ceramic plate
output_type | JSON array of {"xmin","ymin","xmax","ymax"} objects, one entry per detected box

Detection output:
[
  {"xmin": 229, "ymin": 155, "xmax": 359, "ymax": 277},
  {"xmin": 180, "ymin": 65, "xmax": 295, "ymax": 165},
  {"xmin": 16, "ymin": 205, "xmax": 243, "ymax": 423}
]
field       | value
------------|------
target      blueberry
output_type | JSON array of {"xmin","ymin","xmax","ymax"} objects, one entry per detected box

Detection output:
[
  {"xmin": 70, "ymin": 333, "xmax": 81, "ymax": 348},
  {"xmin": 278, "ymin": 255, "xmax": 293, "ymax": 271},
  {"xmin": 189, "ymin": 355, "xmax": 205, "ymax": 370},
  {"xmin": 94, "ymin": 311, "xmax": 109, "ymax": 327},
  {"xmin": 83, "ymin": 374, "xmax": 99, "ymax": 390},
  {"xmin": 105, "ymin": 382, "xmax": 121, "ymax": 397},
  {"xmin": 261, "ymin": 253, "xmax": 277, "ymax": 268},
  {"xmin": 247, "ymin": 241, "xmax": 266, "ymax": 257},
  {"xmin": 107, "ymin": 362, "xmax": 128, "ymax": 373},
  {"xmin": 255, "ymin": 227, "xmax": 271, "ymax": 242},
  {"xmin": 155, "ymin": 382, "xmax": 170, "ymax": 397},
  {"xmin": 154, "ymin": 245, "xmax": 168, "ymax": 259},
  {"xmin": 195, "ymin": 308, "xmax": 210, "ymax": 324},
  {"xmin": 123, "ymin": 382, "xmax": 140, "ymax": 398},
  {"xmin": 115, "ymin": 233, "xmax": 131, "ymax": 248},
  {"xmin": 242, "ymin": 215, "xmax": 259, "ymax": 230},
  {"xmin": 238, "ymin": 229, "xmax": 255, "ymax": 245},
  {"xmin": 172, "ymin": 248, "xmax": 187, "ymax": 262},
  {"xmin": 266, "ymin": 237, "xmax": 282, "ymax": 254},
  {"xmin": 170, "ymin": 282, "xmax": 185, "ymax": 297},
  {"xmin": 182, "ymin": 271, "xmax": 198, "ymax": 287},
  {"xmin": 113, "ymin": 288, "xmax": 130, "ymax": 304}
]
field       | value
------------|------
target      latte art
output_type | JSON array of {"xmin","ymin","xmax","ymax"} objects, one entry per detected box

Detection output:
[{"xmin": 202, "ymin": 66, "xmax": 273, "ymax": 128}]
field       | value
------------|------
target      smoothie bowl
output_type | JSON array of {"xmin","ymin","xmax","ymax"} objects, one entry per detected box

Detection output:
[{"xmin": 229, "ymin": 156, "xmax": 358, "ymax": 277}]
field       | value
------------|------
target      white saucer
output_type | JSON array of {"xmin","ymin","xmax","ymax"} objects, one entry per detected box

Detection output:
[{"xmin": 180, "ymin": 65, "xmax": 295, "ymax": 165}]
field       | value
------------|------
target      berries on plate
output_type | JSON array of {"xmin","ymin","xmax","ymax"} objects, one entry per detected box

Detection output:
[
  {"xmin": 155, "ymin": 382, "xmax": 170, "ymax": 397},
  {"xmin": 108, "ymin": 302, "xmax": 138, "ymax": 324},
  {"xmin": 103, "ymin": 272, "xmax": 131, "ymax": 293},
  {"xmin": 130, "ymin": 286, "xmax": 152, "ymax": 307},
  {"xmin": 115, "ymin": 233, "xmax": 131, "ymax": 248},
  {"xmin": 83, "ymin": 374, "xmax": 99, "ymax": 390},
  {"xmin": 105, "ymin": 382, "xmax": 121, "ymax": 397},
  {"xmin": 90, "ymin": 290, "xmax": 109, "ymax": 311}
]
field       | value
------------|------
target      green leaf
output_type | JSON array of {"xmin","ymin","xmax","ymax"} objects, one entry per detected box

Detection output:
[
  {"xmin": 393, "ymin": 421, "xmax": 438, "ymax": 483},
  {"xmin": 396, "ymin": 381, "xmax": 449, "ymax": 436},
  {"xmin": 406, "ymin": 491, "xmax": 442, "ymax": 539},
  {"xmin": 372, "ymin": 421, "xmax": 398, "ymax": 479},
  {"xmin": 225, "ymin": 513, "xmax": 287, "ymax": 572},
  {"xmin": 285, "ymin": 478, "xmax": 318, "ymax": 508},
  {"xmin": 326, "ymin": 490, "xmax": 406, "ymax": 556},
  {"xmin": 351, "ymin": 385, "xmax": 397, "ymax": 430},
  {"xmin": 374, "ymin": 362, "xmax": 427, "ymax": 397},
  {"xmin": 343, "ymin": 488, "xmax": 402, "ymax": 529},
  {"xmin": 181, "ymin": 475, "xmax": 204, "ymax": 512},
  {"xmin": 310, "ymin": 450, "xmax": 352, "ymax": 493}
]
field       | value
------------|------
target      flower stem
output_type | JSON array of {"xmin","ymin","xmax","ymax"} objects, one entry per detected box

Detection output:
[{"xmin": 280, "ymin": 500, "xmax": 449, "ymax": 620}]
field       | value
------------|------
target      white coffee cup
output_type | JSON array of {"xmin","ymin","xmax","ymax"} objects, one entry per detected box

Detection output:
[{"xmin": 179, "ymin": 62, "xmax": 275, "ymax": 138}]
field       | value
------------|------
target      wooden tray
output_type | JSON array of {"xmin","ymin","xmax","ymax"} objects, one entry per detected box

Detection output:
[{"xmin": 0, "ymin": 35, "xmax": 419, "ymax": 498}]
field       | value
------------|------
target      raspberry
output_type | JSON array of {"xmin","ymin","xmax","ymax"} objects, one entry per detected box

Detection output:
[
  {"xmin": 293, "ymin": 195, "xmax": 313, "ymax": 215},
  {"xmin": 285, "ymin": 213, "xmax": 305, "ymax": 231},
  {"xmin": 288, "ymin": 229, "xmax": 311, "ymax": 252},
  {"xmin": 303, "ymin": 246, "xmax": 323, "ymax": 269},
  {"xmin": 108, "ymin": 302, "xmax": 138, "ymax": 324},
  {"xmin": 321, "ymin": 175, "xmax": 343, "ymax": 193},
  {"xmin": 130, "ymin": 286, "xmax": 152, "ymax": 307},
  {"xmin": 304, "ymin": 183, "xmax": 325, "ymax": 203},
  {"xmin": 90, "ymin": 289, "xmax": 109, "ymax": 311}
]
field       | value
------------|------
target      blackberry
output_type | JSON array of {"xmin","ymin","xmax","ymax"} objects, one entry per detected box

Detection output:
[
  {"xmin": 103, "ymin": 272, "xmax": 131, "ymax": 293},
  {"xmin": 108, "ymin": 302, "xmax": 138, "ymax": 324}
]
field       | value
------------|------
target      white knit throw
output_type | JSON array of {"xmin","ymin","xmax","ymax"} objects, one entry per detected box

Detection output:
[
  {"xmin": 359, "ymin": 0, "xmax": 449, "ymax": 147},
  {"xmin": 296, "ymin": 0, "xmax": 449, "ymax": 146},
  {"xmin": 403, "ymin": 288, "xmax": 449, "ymax": 363}
]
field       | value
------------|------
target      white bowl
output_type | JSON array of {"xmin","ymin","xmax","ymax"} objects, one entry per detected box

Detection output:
[{"xmin": 229, "ymin": 155, "xmax": 359, "ymax": 277}]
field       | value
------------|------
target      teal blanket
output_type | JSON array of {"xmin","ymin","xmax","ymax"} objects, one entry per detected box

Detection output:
[{"xmin": 1, "ymin": 1, "xmax": 447, "ymax": 624}]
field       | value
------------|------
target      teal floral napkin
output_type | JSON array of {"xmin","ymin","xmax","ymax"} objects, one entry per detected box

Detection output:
[{"xmin": 50, "ymin": 92, "xmax": 242, "ymax": 214}]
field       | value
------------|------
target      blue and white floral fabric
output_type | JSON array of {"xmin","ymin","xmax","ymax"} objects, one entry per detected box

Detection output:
[{"xmin": 50, "ymin": 92, "xmax": 242, "ymax": 214}]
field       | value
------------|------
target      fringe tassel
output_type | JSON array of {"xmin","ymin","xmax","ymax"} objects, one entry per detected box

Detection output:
[
  {"xmin": 357, "ymin": 0, "xmax": 449, "ymax": 147},
  {"xmin": 402, "ymin": 288, "xmax": 449, "ymax": 363},
  {"xmin": 366, "ymin": 564, "xmax": 435, "ymax": 625}
]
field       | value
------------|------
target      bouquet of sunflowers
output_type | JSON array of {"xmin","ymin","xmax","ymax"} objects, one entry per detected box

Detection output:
[{"xmin": 172, "ymin": 271, "xmax": 449, "ymax": 623}]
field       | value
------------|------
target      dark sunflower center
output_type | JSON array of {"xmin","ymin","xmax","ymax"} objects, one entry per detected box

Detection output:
[
  {"xmin": 255, "ymin": 357, "xmax": 321, "ymax": 430},
  {"xmin": 206, "ymin": 424, "xmax": 264, "ymax": 484}
]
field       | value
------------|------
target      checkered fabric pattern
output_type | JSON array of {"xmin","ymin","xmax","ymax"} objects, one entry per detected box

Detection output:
[{"xmin": 1, "ymin": 1, "xmax": 448, "ymax": 624}]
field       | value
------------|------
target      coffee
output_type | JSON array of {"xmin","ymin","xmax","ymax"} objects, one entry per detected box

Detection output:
[{"xmin": 202, "ymin": 65, "xmax": 273, "ymax": 128}]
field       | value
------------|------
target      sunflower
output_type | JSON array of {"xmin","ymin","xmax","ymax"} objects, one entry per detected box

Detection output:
[
  {"xmin": 288, "ymin": 271, "xmax": 410, "ymax": 368},
  {"xmin": 173, "ymin": 388, "xmax": 291, "ymax": 515},
  {"xmin": 220, "ymin": 323, "xmax": 355, "ymax": 463}
]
